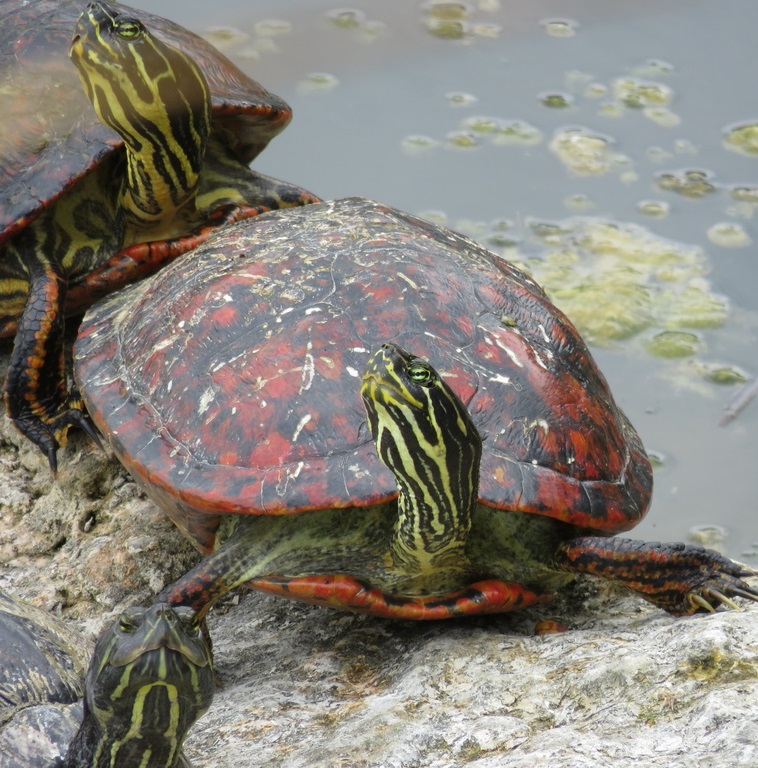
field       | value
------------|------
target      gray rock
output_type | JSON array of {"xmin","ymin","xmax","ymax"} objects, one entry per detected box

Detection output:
[{"xmin": 185, "ymin": 589, "xmax": 758, "ymax": 767}]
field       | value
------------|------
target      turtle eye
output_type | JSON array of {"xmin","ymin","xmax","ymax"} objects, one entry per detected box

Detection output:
[
  {"xmin": 118, "ymin": 614, "xmax": 138, "ymax": 633},
  {"xmin": 115, "ymin": 19, "xmax": 143, "ymax": 41},
  {"xmin": 408, "ymin": 362, "xmax": 434, "ymax": 386}
]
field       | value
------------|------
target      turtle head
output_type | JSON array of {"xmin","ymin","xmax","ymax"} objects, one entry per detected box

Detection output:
[
  {"xmin": 70, "ymin": 3, "xmax": 211, "ymax": 149},
  {"xmin": 69, "ymin": 2, "xmax": 211, "ymax": 227},
  {"xmin": 66, "ymin": 602, "xmax": 214, "ymax": 767},
  {"xmin": 361, "ymin": 343, "xmax": 481, "ymax": 541}
]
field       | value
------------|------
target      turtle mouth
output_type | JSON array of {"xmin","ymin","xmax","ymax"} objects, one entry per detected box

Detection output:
[
  {"xmin": 362, "ymin": 373, "xmax": 422, "ymax": 411},
  {"xmin": 69, "ymin": 35, "xmax": 84, "ymax": 62}
]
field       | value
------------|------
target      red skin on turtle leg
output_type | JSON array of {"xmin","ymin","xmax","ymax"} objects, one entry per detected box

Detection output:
[
  {"xmin": 555, "ymin": 537, "xmax": 758, "ymax": 615},
  {"xmin": 248, "ymin": 576, "xmax": 552, "ymax": 619},
  {"xmin": 164, "ymin": 568, "xmax": 551, "ymax": 622}
]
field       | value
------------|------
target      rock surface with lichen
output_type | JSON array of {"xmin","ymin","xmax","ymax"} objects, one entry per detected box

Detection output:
[{"xmin": 1, "ymin": 347, "xmax": 757, "ymax": 768}]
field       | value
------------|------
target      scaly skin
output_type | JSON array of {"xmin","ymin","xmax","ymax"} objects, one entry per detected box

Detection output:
[
  {"xmin": 160, "ymin": 502, "xmax": 758, "ymax": 622},
  {"xmin": 64, "ymin": 603, "xmax": 213, "ymax": 768},
  {"xmin": 555, "ymin": 537, "xmax": 758, "ymax": 615}
]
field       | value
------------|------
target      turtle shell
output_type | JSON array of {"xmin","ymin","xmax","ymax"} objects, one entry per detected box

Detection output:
[
  {"xmin": 0, "ymin": 590, "xmax": 89, "ymax": 726},
  {"xmin": 74, "ymin": 197, "xmax": 652, "ymax": 553},
  {"xmin": 0, "ymin": 0, "xmax": 290, "ymax": 252},
  {"xmin": 0, "ymin": 591, "xmax": 87, "ymax": 764}
]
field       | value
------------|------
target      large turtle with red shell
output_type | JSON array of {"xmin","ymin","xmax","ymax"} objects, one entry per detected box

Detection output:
[
  {"xmin": 0, "ymin": 0, "xmax": 317, "ymax": 471},
  {"xmin": 74, "ymin": 197, "xmax": 758, "ymax": 621}
]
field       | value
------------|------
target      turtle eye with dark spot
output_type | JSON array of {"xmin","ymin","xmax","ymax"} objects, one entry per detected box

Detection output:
[
  {"xmin": 115, "ymin": 19, "xmax": 143, "ymax": 40},
  {"xmin": 408, "ymin": 362, "xmax": 434, "ymax": 386},
  {"xmin": 118, "ymin": 614, "xmax": 139, "ymax": 633}
]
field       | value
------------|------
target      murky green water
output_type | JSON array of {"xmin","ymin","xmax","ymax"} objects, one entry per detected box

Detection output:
[{"xmin": 131, "ymin": 0, "xmax": 757, "ymax": 559}]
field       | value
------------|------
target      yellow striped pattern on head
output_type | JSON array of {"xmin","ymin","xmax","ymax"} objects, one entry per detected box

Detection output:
[
  {"xmin": 69, "ymin": 603, "xmax": 213, "ymax": 767},
  {"xmin": 361, "ymin": 343, "xmax": 481, "ymax": 561},
  {"xmin": 69, "ymin": 2, "xmax": 211, "ymax": 231}
]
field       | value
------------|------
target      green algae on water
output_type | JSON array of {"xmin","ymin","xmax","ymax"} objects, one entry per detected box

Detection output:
[
  {"xmin": 550, "ymin": 127, "xmax": 630, "ymax": 176},
  {"xmin": 655, "ymin": 169, "xmax": 718, "ymax": 197},
  {"xmin": 509, "ymin": 219, "xmax": 728, "ymax": 347},
  {"xmin": 646, "ymin": 331, "xmax": 701, "ymax": 358},
  {"xmin": 612, "ymin": 77, "xmax": 673, "ymax": 109},
  {"xmin": 723, "ymin": 121, "xmax": 758, "ymax": 156}
]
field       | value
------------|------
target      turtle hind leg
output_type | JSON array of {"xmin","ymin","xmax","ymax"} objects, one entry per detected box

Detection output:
[
  {"xmin": 3, "ymin": 249, "xmax": 101, "ymax": 473},
  {"xmin": 555, "ymin": 537, "xmax": 758, "ymax": 615}
]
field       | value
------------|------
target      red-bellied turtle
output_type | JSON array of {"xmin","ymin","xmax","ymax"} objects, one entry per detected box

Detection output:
[
  {"xmin": 0, "ymin": 591, "xmax": 213, "ymax": 767},
  {"xmin": 74, "ymin": 198, "xmax": 758, "ymax": 621}
]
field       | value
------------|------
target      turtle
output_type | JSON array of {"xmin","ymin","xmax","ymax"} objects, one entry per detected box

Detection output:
[
  {"xmin": 0, "ymin": 591, "xmax": 213, "ymax": 768},
  {"xmin": 0, "ymin": 0, "xmax": 319, "ymax": 472},
  {"xmin": 72, "ymin": 197, "xmax": 758, "ymax": 623}
]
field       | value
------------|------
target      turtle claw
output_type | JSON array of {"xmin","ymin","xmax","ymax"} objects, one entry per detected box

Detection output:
[
  {"xmin": 662, "ymin": 557, "xmax": 758, "ymax": 616},
  {"xmin": 8, "ymin": 400, "xmax": 102, "ymax": 474},
  {"xmin": 709, "ymin": 591, "xmax": 740, "ymax": 611},
  {"xmin": 687, "ymin": 591, "xmax": 719, "ymax": 613},
  {"xmin": 76, "ymin": 411, "xmax": 104, "ymax": 453},
  {"xmin": 46, "ymin": 443, "xmax": 59, "ymax": 477},
  {"xmin": 7, "ymin": 410, "xmax": 60, "ymax": 473},
  {"xmin": 686, "ymin": 583, "xmax": 756, "ymax": 614}
]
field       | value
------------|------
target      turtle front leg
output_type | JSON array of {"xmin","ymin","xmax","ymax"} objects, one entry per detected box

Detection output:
[
  {"xmin": 4, "ymin": 254, "xmax": 99, "ymax": 473},
  {"xmin": 555, "ymin": 537, "xmax": 758, "ymax": 615}
]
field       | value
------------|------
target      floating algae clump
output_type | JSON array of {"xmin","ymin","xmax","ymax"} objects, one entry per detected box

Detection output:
[
  {"xmin": 612, "ymin": 77, "xmax": 673, "ymax": 109},
  {"xmin": 723, "ymin": 121, "xmax": 758, "ymax": 156},
  {"xmin": 511, "ymin": 219, "xmax": 728, "ymax": 348},
  {"xmin": 646, "ymin": 331, "xmax": 701, "ymax": 358},
  {"xmin": 549, "ymin": 127, "xmax": 631, "ymax": 176}
]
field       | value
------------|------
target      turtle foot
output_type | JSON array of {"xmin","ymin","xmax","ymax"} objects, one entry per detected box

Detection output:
[
  {"xmin": 7, "ymin": 396, "xmax": 102, "ymax": 475},
  {"xmin": 682, "ymin": 577, "xmax": 758, "ymax": 614},
  {"xmin": 556, "ymin": 537, "xmax": 758, "ymax": 616}
]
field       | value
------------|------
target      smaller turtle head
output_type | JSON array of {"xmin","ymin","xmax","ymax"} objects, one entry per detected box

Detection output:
[{"xmin": 68, "ymin": 602, "xmax": 214, "ymax": 766}]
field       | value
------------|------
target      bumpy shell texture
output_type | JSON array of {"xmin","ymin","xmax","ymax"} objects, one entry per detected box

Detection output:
[{"xmin": 0, "ymin": 591, "xmax": 88, "ymax": 725}]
